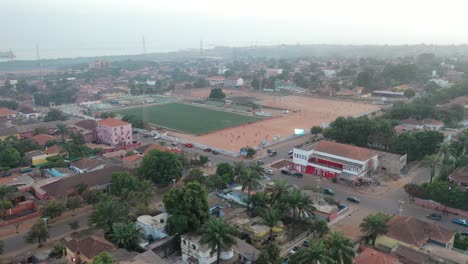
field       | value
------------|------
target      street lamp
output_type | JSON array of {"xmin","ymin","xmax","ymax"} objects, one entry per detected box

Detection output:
[{"xmin": 172, "ymin": 179, "xmax": 176, "ymax": 188}]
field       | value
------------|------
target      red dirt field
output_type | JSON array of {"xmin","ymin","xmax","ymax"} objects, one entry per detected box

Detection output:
[{"xmin": 174, "ymin": 88, "xmax": 381, "ymax": 152}]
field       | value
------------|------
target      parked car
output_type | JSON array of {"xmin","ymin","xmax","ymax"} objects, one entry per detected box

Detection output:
[
  {"xmin": 461, "ymin": 231, "xmax": 468, "ymax": 236},
  {"xmin": 269, "ymin": 151, "xmax": 278, "ymax": 157},
  {"xmin": 204, "ymin": 148, "xmax": 212, "ymax": 152},
  {"xmin": 266, "ymin": 170, "xmax": 274, "ymax": 175},
  {"xmin": 302, "ymin": 240, "xmax": 310, "ymax": 247},
  {"xmin": 293, "ymin": 172, "xmax": 303, "ymax": 178},
  {"xmin": 282, "ymin": 257, "xmax": 290, "ymax": 264},
  {"xmin": 288, "ymin": 150, "xmax": 293, "ymax": 155},
  {"xmin": 281, "ymin": 169, "xmax": 292, "ymax": 175},
  {"xmin": 452, "ymin": 219, "xmax": 468, "ymax": 227},
  {"xmin": 290, "ymin": 246, "xmax": 300, "ymax": 254},
  {"xmin": 427, "ymin": 213, "xmax": 442, "ymax": 221},
  {"xmin": 267, "ymin": 149, "xmax": 272, "ymax": 153},
  {"xmin": 20, "ymin": 167, "xmax": 32, "ymax": 173},
  {"xmin": 1, "ymin": 172, "xmax": 11, "ymax": 177},
  {"xmin": 257, "ymin": 160, "xmax": 265, "ymax": 165},
  {"xmin": 184, "ymin": 143, "xmax": 193, "ymax": 148},
  {"xmin": 323, "ymin": 188, "xmax": 335, "ymax": 195},
  {"xmin": 346, "ymin": 197, "xmax": 360, "ymax": 203},
  {"xmin": 261, "ymin": 175, "xmax": 271, "ymax": 181},
  {"xmin": 212, "ymin": 150, "xmax": 219, "ymax": 155}
]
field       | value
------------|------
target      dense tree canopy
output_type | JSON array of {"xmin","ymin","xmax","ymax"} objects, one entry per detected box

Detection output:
[
  {"xmin": 44, "ymin": 109, "xmax": 68, "ymax": 122},
  {"xmin": 139, "ymin": 149, "xmax": 183, "ymax": 184},
  {"xmin": 0, "ymin": 147, "xmax": 21, "ymax": 168},
  {"xmin": 163, "ymin": 182, "xmax": 210, "ymax": 235},
  {"xmin": 209, "ymin": 88, "xmax": 226, "ymax": 100}
]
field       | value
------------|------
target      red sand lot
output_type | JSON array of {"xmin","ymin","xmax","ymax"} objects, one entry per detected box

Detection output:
[{"xmin": 174, "ymin": 89, "xmax": 381, "ymax": 152}]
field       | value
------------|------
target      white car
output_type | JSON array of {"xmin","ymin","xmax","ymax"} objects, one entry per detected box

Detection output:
[
  {"xmin": 266, "ymin": 170, "xmax": 274, "ymax": 175},
  {"xmin": 261, "ymin": 175, "xmax": 271, "ymax": 181},
  {"xmin": 153, "ymin": 135, "xmax": 160, "ymax": 140}
]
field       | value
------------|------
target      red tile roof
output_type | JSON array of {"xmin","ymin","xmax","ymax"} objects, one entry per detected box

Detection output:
[
  {"xmin": 386, "ymin": 215, "xmax": 455, "ymax": 247},
  {"xmin": 354, "ymin": 246, "xmax": 397, "ymax": 264},
  {"xmin": 143, "ymin": 144, "xmax": 170, "ymax": 155},
  {"xmin": 98, "ymin": 118, "xmax": 130, "ymax": 127},
  {"xmin": 65, "ymin": 235, "xmax": 116, "ymax": 259},
  {"xmin": 45, "ymin": 145, "xmax": 63, "ymax": 155},
  {"xmin": 122, "ymin": 154, "xmax": 142, "ymax": 163},
  {"xmin": 449, "ymin": 165, "xmax": 468, "ymax": 185},
  {"xmin": 32, "ymin": 134, "xmax": 57, "ymax": 146},
  {"xmin": 314, "ymin": 141, "xmax": 377, "ymax": 161},
  {"xmin": 0, "ymin": 107, "xmax": 16, "ymax": 116}
]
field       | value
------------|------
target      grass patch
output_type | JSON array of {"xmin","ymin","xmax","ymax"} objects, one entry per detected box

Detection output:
[{"xmin": 115, "ymin": 103, "xmax": 259, "ymax": 134}]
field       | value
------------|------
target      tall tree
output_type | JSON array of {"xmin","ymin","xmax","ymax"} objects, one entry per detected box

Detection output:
[
  {"xmin": 257, "ymin": 243, "xmax": 280, "ymax": 264},
  {"xmin": 139, "ymin": 149, "xmax": 183, "ymax": 184},
  {"xmin": 290, "ymin": 240, "xmax": 335, "ymax": 264},
  {"xmin": 0, "ymin": 147, "xmax": 21, "ymax": 168},
  {"xmin": 66, "ymin": 196, "xmax": 82, "ymax": 215},
  {"xmin": 44, "ymin": 109, "xmax": 68, "ymax": 122},
  {"xmin": 56, "ymin": 123, "xmax": 68, "ymax": 143},
  {"xmin": 324, "ymin": 231, "xmax": 355, "ymax": 264},
  {"xmin": 41, "ymin": 200, "xmax": 66, "ymax": 219},
  {"xmin": 287, "ymin": 189, "xmax": 316, "ymax": 238},
  {"xmin": 438, "ymin": 142, "xmax": 456, "ymax": 165},
  {"xmin": 199, "ymin": 218, "xmax": 238, "ymax": 264},
  {"xmin": 269, "ymin": 179, "xmax": 291, "ymax": 206},
  {"xmin": 232, "ymin": 161, "xmax": 245, "ymax": 182},
  {"xmin": 88, "ymin": 197, "xmax": 128, "ymax": 233},
  {"xmin": 258, "ymin": 208, "xmax": 285, "ymax": 242},
  {"xmin": 92, "ymin": 252, "xmax": 113, "ymax": 264},
  {"xmin": 310, "ymin": 220, "xmax": 329, "ymax": 238},
  {"xmin": 248, "ymin": 162, "xmax": 265, "ymax": 175},
  {"xmin": 110, "ymin": 222, "xmax": 141, "ymax": 250},
  {"xmin": 0, "ymin": 185, "xmax": 14, "ymax": 216},
  {"xmin": 163, "ymin": 182, "xmax": 210, "ymax": 234},
  {"xmin": 25, "ymin": 220, "xmax": 49, "ymax": 247},
  {"xmin": 360, "ymin": 213, "xmax": 390, "ymax": 245},
  {"xmin": 422, "ymin": 154, "xmax": 441, "ymax": 184},
  {"xmin": 240, "ymin": 169, "xmax": 262, "ymax": 209}
]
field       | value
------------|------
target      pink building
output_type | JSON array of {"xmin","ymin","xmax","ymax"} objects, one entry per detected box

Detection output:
[{"xmin": 96, "ymin": 118, "xmax": 132, "ymax": 147}]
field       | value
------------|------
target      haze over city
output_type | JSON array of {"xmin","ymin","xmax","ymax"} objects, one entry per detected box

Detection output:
[{"xmin": 2, "ymin": 0, "xmax": 468, "ymax": 59}]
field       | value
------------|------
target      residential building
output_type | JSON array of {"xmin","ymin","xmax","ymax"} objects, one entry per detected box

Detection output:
[
  {"xmin": 65, "ymin": 235, "xmax": 116, "ymax": 264},
  {"xmin": 336, "ymin": 88, "xmax": 356, "ymax": 96},
  {"xmin": 354, "ymin": 246, "xmax": 397, "ymax": 264},
  {"xmin": 16, "ymin": 120, "xmax": 66, "ymax": 139},
  {"xmin": 18, "ymin": 106, "xmax": 42, "ymax": 119},
  {"xmin": 429, "ymin": 78, "xmax": 450, "ymax": 88},
  {"xmin": 37, "ymin": 165, "xmax": 127, "ymax": 199},
  {"xmin": 230, "ymin": 216, "xmax": 286, "ymax": 248},
  {"xmin": 375, "ymin": 215, "xmax": 455, "ymax": 250},
  {"xmin": 223, "ymin": 77, "xmax": 244, "ymax": 88},
  {"xmin": 73, "ymin": 120, "xmax": 97, "ymax": 143},
  {"xmin": 69, "ymin": 157, "xmax": 113, "ymax": 174},
  {"xmin": 181, "ymin": 232, "xmax": 237, "ymax": 264},
  {"xmin": 96, "ymin": 118, "xmax": 132, "ymax": 146},
  {"xmin": 400, "ymin": 118, "xmax": 444, "ymax": 131},
  {"xmin": 120, "ymin": 250, "xmax": 168, "ymax": 264},
  {"xmin": 291, "ymin": 140, "xmax": 379, "ymax": 182},
  {"xmin": 122, "ymin": 154, "xmax": 143, "ymax": 169},
  {"xmin": 322, "ymin": 69, "xmax": 337, "ymax": 78},
  {"xmin": 274, "ymin": 80, "xmax": 297, "ymax": 91},
  {"xmin": 0, "ymin": 107, "xmax": 17, "ymax": 120},
  {"xmin": 448, "ymin": 165, "xmax": 468, "ymax": 190},
  {"xmin": 88, "ymin": 59, "xmax": 112, "ymax": 70},
  {"xmin": 31, "ymin": 134, "xmax": 57, "ymax": 146},
  {"xmin": 207, "ymin": 76, "xmax": 225, "ymax": 86},
  {"xmin": 234, "ymin": 238, "xmax": 261, "ymax": 264},
  {"xmin": 135, "ymin": 213, "xmax": 169, "ymax": 241}
]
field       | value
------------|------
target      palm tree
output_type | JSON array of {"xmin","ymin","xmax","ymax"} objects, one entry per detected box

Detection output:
[
  {"xmin": 456, "ymin": 130, "xmax": 468, "ymax": 156},
  {"xmin": 56, "ymin": 123, "xmax": 68, "ymax": 143},
  {"xmin": 88, "ymin": 197, "xmax": 127, "ymax": 233},
  {"xmin": 249, "ymin": 162, "xmax": 265, "ymax": 175},
  {"xmin": 422, "ymin": 154, "xmax": 441, "ymax": 184},
  {"xmin": 232, "ymin": 161, "xmax": 245, "ymax": 182},
  {"xmin": 110, "ymin": 222, "xmax": 141, "ymax": 250},
  {"xmin": 200, "ymin": 218, "xmax": 238, "ymax": 264},
  {"xmin": 240, "ymin": 169, "xmax": 262, "ymax": 209},
  {"xmin": 258, "ymin": 207, "xmax": 285, "ymax": 242},
  {"xmin": 359, "ymin": 213, "xmax": 390, "ymax": 245},
  {"xmin": 324, "ymin": 231, "xmax": 355, "ymax": 264},
  {"xmin": 438, "ymin": 142, "xmax": 456, "ymax": 165},
  {"xmin": 290, "ymin": 240, "xmax": 335, "ymax": 264},
  {"xmin": 287, "ymin": 189, "xmax": 316, "ymax": 238},
  {"xmin": 269, "ymin": 179, "xmax": 291, "ymax": 206}
]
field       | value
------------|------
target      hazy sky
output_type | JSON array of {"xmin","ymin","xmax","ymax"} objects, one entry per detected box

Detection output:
[{"xmin": 2, "ymin": 0, "xmax": 468, "ymax": 59}]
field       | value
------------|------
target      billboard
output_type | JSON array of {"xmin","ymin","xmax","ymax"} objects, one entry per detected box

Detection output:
[{"xmin": 294, "ymin": 129, "xmax": 305, "ymax": 135}]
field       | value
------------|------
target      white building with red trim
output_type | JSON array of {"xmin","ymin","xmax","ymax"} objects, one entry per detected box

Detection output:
[{"xmin": 291, "ymin": 141, "xmax": 379, "ymax": 182}]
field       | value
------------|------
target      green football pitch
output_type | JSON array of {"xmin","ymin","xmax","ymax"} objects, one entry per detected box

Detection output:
[{"xmin": 115, "ymin": 103, "xmax": 259, "ymax": 134}]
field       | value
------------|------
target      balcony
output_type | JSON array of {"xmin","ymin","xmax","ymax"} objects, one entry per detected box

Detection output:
[{"xmin": 308, "ymin": 157, "xmax": 344, "ymax": 171}]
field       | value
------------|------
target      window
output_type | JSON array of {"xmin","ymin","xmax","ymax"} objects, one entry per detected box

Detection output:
[
  {"xmin": 160, "ymin": 219, "xmax": 164, "ymax": 223},
  {"xmin": 191, "ymin": 245, "xmax": 197, "ymax": 250},
  {"xmin": 182, "ymin": 240, "xmax": 186, "ymax": 245}
]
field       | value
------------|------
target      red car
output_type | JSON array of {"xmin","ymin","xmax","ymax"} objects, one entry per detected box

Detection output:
[{"xmin": 184, "ymin": 143, "xmax": 193, "ymax": 148}]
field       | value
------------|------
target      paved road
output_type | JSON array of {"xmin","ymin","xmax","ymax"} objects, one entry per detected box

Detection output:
[{"xmin": 4, "ymin": 212, "xmax": 91, "ymax": 258}]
